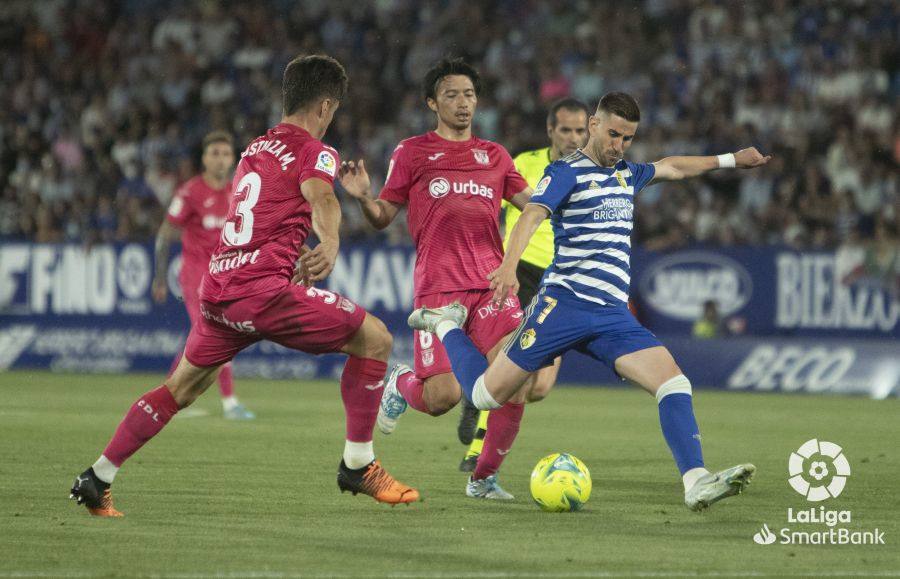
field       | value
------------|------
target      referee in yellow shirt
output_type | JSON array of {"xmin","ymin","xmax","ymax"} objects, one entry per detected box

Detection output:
[{"xmin": 458, "ymin": 98, "xmax": 590, "ymax": 471}]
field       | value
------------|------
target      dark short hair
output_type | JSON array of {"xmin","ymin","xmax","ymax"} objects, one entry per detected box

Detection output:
[
  {"xmin": 597, "ymin": 92, "xmax": 641, "ymax": 122},
  {"xmin": 547, "ymin": 98, "xmax": 590, "ymax": 128},
  {"xmin": 423, "ymin": 57, "xmax": 482, "ymax": 102},
  {"xmin": 282, "ymin": 54, "xmax": 348, "ymax": 116},
  {"xmin": 202, "ymin": 130, "xmax": 233, "ymax": 152}
]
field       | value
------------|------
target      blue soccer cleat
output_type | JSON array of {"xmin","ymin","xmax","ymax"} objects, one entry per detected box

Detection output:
[
  {"xmin": 377, "ymin": 364, "xmax": 411, "ymax": 435},
  {"xmin": 466, "ymin": 475, "xmax": 514, "ymax": 500}
]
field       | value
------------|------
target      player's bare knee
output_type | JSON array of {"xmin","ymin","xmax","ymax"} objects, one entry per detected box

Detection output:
[
  {"xmin": 347, "ymin": 314, "xmax": 392, "ymax": 361},
  {"xmin": 426, "ymin": 389, "xmax": 460, "ymax": 415},
  {"xmin": 526, "ymin": 385, "xmax": 549, "ymax": 403},
  {"xmin": 527, "ymin": 373, "xmax": 555, "ymax": 402},
  {"xmin": 509, "ymin": 387, "xmax": 530, "ymax": 405},
  {"xmin": 366, "ymin": 315, "xmax": 393, "ymax": 360},
  {"xmin": 423, "ymin": 375, "xmax": 461, "ymax": 415}
]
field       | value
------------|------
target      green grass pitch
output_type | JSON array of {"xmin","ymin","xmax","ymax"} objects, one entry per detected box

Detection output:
[{"xmin": 1, "ymin": 371, "xmax": 898, "ymax": 577}]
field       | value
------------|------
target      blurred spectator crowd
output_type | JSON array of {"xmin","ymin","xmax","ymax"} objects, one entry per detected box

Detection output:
[{"xmin": 0, "ymin": 0, "xmax": 897, "ymax": 259}]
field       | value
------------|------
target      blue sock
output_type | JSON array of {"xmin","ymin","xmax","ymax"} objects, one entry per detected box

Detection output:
[
  {"xmin": 658, "ymin": 393, "xmax": 705, "ymax": 475},
  {"xmin": 441, "ymin": 328, "xmax": 488, "ymax": 403}
]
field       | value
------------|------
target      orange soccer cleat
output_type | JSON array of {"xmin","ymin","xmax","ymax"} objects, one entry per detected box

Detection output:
[
  {"xmin": 70, "ymin": 468, "xmax": 124, "ymax": 517},
  {"xmin": 337, "ymin": 459, "xmax": 420, "ymax": 505}
]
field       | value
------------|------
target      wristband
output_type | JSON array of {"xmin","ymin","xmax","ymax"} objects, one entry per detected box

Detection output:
[{"xmin": 717, "ymin": 153, "xmax": 736, "ymax": 168}]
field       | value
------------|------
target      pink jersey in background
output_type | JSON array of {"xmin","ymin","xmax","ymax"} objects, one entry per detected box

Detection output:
[
  {"xmin": 379, "ymin": 132, "xmax": 528, "ymax": 297},
  {"xmin": 166, "ymin": 175, "xmax": 230, "ymax": 293}
]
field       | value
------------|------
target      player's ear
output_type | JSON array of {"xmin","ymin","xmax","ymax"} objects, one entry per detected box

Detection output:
[{"xmin": 426, "ymin": 98, "xmax": 438, "ymax": 113}]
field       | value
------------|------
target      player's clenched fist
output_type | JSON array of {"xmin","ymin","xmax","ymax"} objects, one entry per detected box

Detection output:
[
  {"xmin": 734, "ymin": 147, "xmax": 771, "ymax": 168},
  {"xmin": 338, "ymin": 160, "xmax": 372, "ymax": 199}
]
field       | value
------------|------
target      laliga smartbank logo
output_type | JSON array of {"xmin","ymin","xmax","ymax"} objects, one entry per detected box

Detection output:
[
  {"xmin": 788, "ymin": 438, "xmax": 850, "ymax": 500},
  {"xmin": 752, "ymin": 439, "xmax": 885, "ymax": 546}
]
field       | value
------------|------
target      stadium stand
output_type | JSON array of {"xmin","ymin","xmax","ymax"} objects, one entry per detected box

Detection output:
[{"xmin": 0, "ymin": 0, "xmax": 895, "ymax": 257}]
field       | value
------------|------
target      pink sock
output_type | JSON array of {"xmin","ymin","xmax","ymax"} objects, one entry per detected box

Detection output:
[
  {"xmin": 341, "ymin": 357, "xmax": 387, "ymax": 442},
  {"xmin": 396, "ymin": 371, "xmax": 431, "ymax": 414},
  {"xmin": 473, "ymin": 402, "xmax": 524, "ymax": 480},
  {"xmin": 218, "ymin": 363, "xmax": 235, "ymax": 398},
  {"xmin": 102, "ymin": 385, "xmax": 180, "ymax": 467}
]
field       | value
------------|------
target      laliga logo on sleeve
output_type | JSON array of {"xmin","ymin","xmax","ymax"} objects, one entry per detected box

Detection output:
[
  {"xmin": 428, "ymin": 177, "xmax": 451, "ymax": 198},
  {"xmin": 788, "ymin": 439, "xmax": 850, "ymax": 501},
  {"xmin": 315, "ymin": 151, "xmax": 337, "ymax": 176},
  {"xmin": 533, "ymin": 175, "xmax": 551, "ymax": 197}
]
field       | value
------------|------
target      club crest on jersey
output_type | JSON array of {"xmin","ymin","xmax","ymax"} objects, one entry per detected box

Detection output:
[
  {"xmin": 422, "ymin": 348, "xmax": 435, "ymax": 367},
  {"xmin": 315, "ymin": 150, "xmax": 337, "ymax": 176},
  {"xmin": 534, "ymin": 175, "xmax": 551, "ymax": 197},
  {"xmin": 614, "ymin": 171, "xmax": 628, "ymax": 189},
  {"xmin": 520, "ymin": 328, "xmax": 537, "ymax": 350},
  {"xmin": 472, "ymin": 149, "xmax": 490, "ymax": 165}
]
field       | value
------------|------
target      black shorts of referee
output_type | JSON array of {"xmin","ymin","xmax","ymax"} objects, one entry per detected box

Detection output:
[{"xmin": 516, "ymin": 259, "xmax": 546, "ymax": 308}]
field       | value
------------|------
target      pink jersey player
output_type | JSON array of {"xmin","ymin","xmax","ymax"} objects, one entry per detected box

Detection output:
[
  {"xmin": 379, "ymin": 131, "xmax": 526, "ymax": 297},
  {"xmin": 72, "ymin": 55, "xmax": 418, "ymax": 518},
  {"xmin": 340, "ymin": 58, "xmax": 533, "ymax": 500},
  {"xmin": 152, "ymin": 132, "xmax": 254, "ymax": 420}
]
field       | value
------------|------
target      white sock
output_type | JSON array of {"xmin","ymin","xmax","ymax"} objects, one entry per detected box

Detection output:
[
  {"xmin": 655, "ymin": 374, "xmax": 692, "ymax": 402},
  {"xmin": 92, "ymin": 455, "xmax": 119, "ymax": 484},
  {"xmin": 435, "ymin": 319, "xmax": 460, "ymax": 341},
  {"xmin": 472, "ymin": 375, "xmax": 501, "ymax": 410},
  {"xmin": 683, "ymin": 467, "xmax": 710, "ymax": 492},
  {"xmin": 222, "ymin": 396, "xmax": 239, "ymax": 411},
  {"xmin": 343, "ymin": 440, "xmax": 375, "ymax": 470}
]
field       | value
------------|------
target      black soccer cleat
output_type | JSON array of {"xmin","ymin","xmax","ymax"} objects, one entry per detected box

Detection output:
[
  {"xmin": 458, "ymin": 454, "xmax": 478, "ymax": 472},
  {"xmin": 337, "ymin": 459, "xmax": 419, "ymax": 505},
  {"xmin": 69, "ymin": 467, "xmax": 123, "ymax": 517},
  {"xmin": 457, "ymin": 398, "xmax": 479, "ymax": 445}
]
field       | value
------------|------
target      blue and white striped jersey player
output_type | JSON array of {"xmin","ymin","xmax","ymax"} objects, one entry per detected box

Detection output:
[{"xmin": 407, "ymin": 92, "xmax": 772, "ymax": 511}]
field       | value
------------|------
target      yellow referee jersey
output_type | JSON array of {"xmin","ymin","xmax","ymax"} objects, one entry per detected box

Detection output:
[{"xmin": 505, "ymin": 147, "xmax": 555, "ymax": 269}]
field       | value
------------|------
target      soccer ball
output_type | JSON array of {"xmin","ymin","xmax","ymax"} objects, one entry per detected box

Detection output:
[{"xmin": 530, "ymin": 453, "xmax": 592, "ymax": 512}]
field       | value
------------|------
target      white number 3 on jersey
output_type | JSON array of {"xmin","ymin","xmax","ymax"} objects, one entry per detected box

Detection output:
[{"xmin": 222, "ymin": 172, "xmax": 261, "ymax": 246}]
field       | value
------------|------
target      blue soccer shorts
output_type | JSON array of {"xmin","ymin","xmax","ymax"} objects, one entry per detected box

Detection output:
[{"xmin": 504, "ymin": 284, "xmax": 662, "ymax": 373}]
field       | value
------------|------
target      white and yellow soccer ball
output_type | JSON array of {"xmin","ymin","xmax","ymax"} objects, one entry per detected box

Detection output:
[{"xmin": 530, "ymin": 452, "xmax": 592, "ymax": 512}]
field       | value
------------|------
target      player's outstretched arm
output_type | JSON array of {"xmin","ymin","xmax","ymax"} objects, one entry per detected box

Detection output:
[
  {"xmin": 152, "ymin": 220, "xmax": 181, "ymax": 303},
  {"xmin": 300, "ymin": 178, "xmax": 342, "ymax": 282},
  {"xmin": 488, "ymin": 203, "xmax": 549, "ymax": 305},
  {"xmin": 338, "ymin": 159, "xmax": 400, "ymax": 230},
  {"xmin": 651, "ymin": 147, "xmax": 771, "ymax": 183}
]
